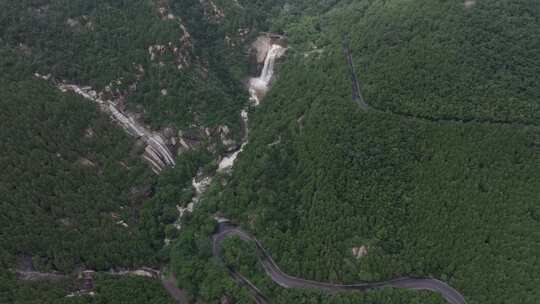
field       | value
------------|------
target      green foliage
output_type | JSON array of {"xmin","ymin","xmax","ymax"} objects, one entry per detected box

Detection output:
[
  {"xmin": 139, "ymin": 150, "xmax": 213, "ymax": 252},
  {"xmin": 91, "ymin": 275, "xmax": 174, "ymax": 304},
  {"xmin": 0, "ymin": 0, "xmax": 251, "ymax": 131},
  {"xmin": 2, "ymin": 0, "xmax": 540, "ymax": 303},
  {"xmin": 0, "ymin": 272, "xmax": 173, "ymax": 304},
  {"xmin": 333, "ymin": 0, "xmax": 540, "ymax": 123},
  {"xmin": 169, "ymin": 212, "xmax": 246, "ymax": 302},
  {"xmin": 173, "ymin": 1, "xmax": 540, "ymax": 303},
  {"xmin": 219, "ymin": 236, "xmax": 446, "ymax": 304},
  {"xmin": 0, "ymin": 50, "xmax": 160, "ymax": 272}
]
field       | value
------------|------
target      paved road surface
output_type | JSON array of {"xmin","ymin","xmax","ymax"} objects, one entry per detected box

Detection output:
[
  {"xmin": 341, "ymin": 37, "xmax": 537, "ymax": 129},
  {"xmin": 213, "ymin": 222, "xmax": 466, "ymax": 304}
]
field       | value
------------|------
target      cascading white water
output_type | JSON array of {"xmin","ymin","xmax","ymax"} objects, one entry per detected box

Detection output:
[
  {"xmin": 175, "ymin": 41, "xmax": 286, "ymax": 235},
  {"xmin": 218, "ymin": 43, "xmax": 285, "ymax": 172},
  {"xmin": 260, "ymin": 44, "xmax": 282, "ymax": 83},
  {"xmin": 249, "ymin": 44, "xmax": 285, "ymax": 105},
  {"xmin": 218, "ymin": 109, "xmax": 249, "ymax": 172}
]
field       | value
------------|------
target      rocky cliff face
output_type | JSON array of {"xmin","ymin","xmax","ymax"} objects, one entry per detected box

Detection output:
[{"xmin": 22, "ymin": 0, "xmax": 273, "ymax": 173}]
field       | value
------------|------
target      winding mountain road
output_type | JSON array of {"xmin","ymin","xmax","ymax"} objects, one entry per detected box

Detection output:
[
  {"xmin": 342, "ymin": 37, "xmax": 538, "ymax": 128},
  {"xmin": 213, "ymin": 222, "xmax": 466, "ymax": 304}
]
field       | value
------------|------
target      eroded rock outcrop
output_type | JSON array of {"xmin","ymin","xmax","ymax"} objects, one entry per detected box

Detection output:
[{"xmin": 56, "ymin": 83, "xmax": 176, "ymax": 173}]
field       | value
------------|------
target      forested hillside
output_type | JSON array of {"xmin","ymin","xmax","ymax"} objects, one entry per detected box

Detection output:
[
  {"xmin": 0, "ymin": 48, "xmax": 158, "ymax": 272},
  {"xmin": 1, "ymin": 272, "xmax": 174, "ymax": 304},
  {"xmin": 173, "ymin": 1, "xmax": 540, "ymax": 303},
  {"xmin": 0, "ymin": 0, "xmax": 270, "ymax": 301},
  {"xmin": 0, "ymin": 0, "xmax": 257, "ymax": 131},
  {"xmin": 0, "ymin": 0, "xmax": 286, "ymax": 301},
  {"xmin": 0, "ymin": 47, "xmax": 177, "ymax": 302},
  {"xmin": 340, "ymin": 0, "xmax": 540, "ymax": 124},
  {"xmin": 2, "ymin": 0, "xmax": 539, "ymax": 303}
]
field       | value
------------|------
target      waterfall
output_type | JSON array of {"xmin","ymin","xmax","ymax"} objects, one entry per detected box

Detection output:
[
  {"xmin": 260, "ymin": 44, "xmax": 283, "ymax": 84},
  {"xmin": 218, "ymin": 43, "xmax": 285, "ymax": 172},
  {"xmin": 176, "ymin": 41, "xmax": 286, "ymax": 235},
  {"xmin": 217, "ymin": 110, "xmax": 249, "ymax": 172},
  {"xmin": 249, "ymin": 44, "xmax": 285, "ymax": 105}
]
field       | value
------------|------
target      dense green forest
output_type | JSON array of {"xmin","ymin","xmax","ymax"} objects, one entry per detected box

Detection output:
[
  {"xmin": 172, "ymin": 1, "xmax": 540, "ymax": 303},
  {"xmin": 340, "ymin": 0, "xmax": 540, "ymax": 124},
  {"xmin": 0, "ymin": 0, "xmax": 258, "ymax": 130},
  {"xmin": 0, "ymin": 0, "xmax": 271, "ymax": 301},
  {"xmin": 219, "ymin": 237, "xmax": 447, "ymax": 304},
  {"xmin": 2, "ymin": 0, "xmax": 539, "ymax": 303},
  {"xmin": 1, "ymin": 272, "xmax": 174, "ymax": 304},
  {"xmin": 0, "ymin": 48, "xmax": 160, "ymax": 272},
  {"xmin": 0, "ymin": 46, "xmax": 186, "ymax": 300}
]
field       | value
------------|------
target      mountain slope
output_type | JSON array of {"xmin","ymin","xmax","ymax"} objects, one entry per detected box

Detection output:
[
  {"xmin": 174, "ymin": 1, "xmax": 540, "ymax": 303},
  {"xmin": 2, "ymin": 0, "xmax": 539, "ymax": 303},
  {"xmin": 0, "ymin": 49, "xmax": 157, "ymax": 273},
  {"xmin": 0, "ymin": 0, "xmax": 281, "ymax": 301},
  {"xmin": 342, "ymin": 0, "xmax": 540, "ymax": 123}
]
